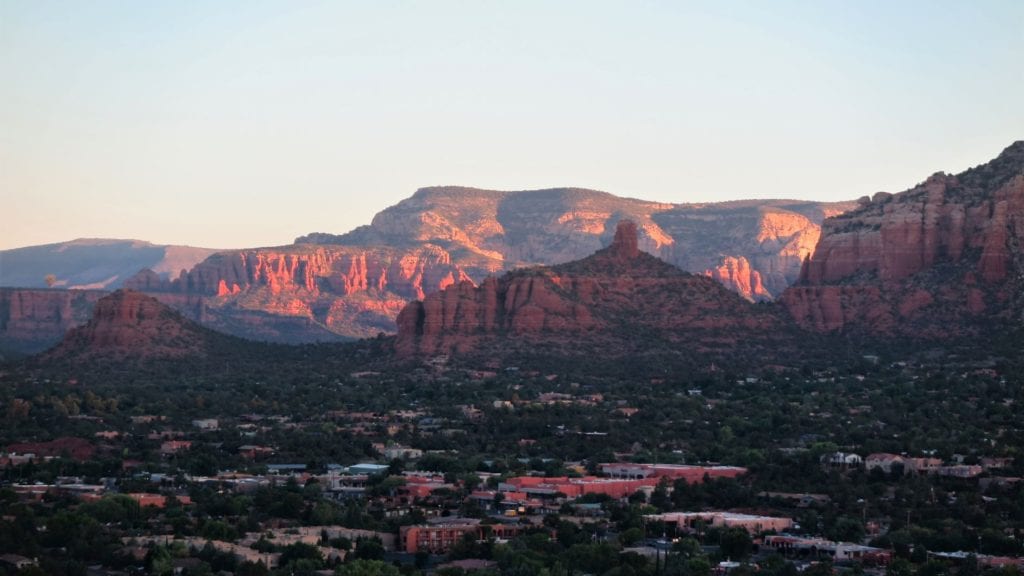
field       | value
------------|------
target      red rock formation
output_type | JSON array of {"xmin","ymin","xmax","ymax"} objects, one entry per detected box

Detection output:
[
  {"xmin": 0, "ymin": 289, "xmax": 106, "ymax": 355},
  {"xmin": 396, "ymin": 221, "xmax": 785, "ymax": 356},
  {"xmin": 45, "ymin": 290, "xmax": 216, "ymax": 360},
  {"xmin": 703, "ymin": 256, "xmax": 769, "ymax": 301},
  {"xmin": 130, "ymin": 245, "xmax": 475, "ymax": 341},
  {"xmin": 300, "ymin": 188, "xmax": 855, "ymax": 303},
  {"xmin": 4, "ymin": 190, "xmax": 852, "ymax": 345},
  {"xmin": 781, "ymin": 141, "xmax": 1024, "ymax": 335}
]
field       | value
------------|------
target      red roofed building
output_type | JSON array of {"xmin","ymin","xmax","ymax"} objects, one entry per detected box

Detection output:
[
  {"xmin": 500, "ymin": 476, "xmax": 660, "ymax": 499},
  {"xmin": 127, "ymin": 493, "xmax": 193, "ymax": 508},
  {"xmin": 400, "ymin": 520, "xmax": 524, "ymax": 553},
  {"xmin": 160, "ymin": 440, "xmax": 193, "ymax": 455}
]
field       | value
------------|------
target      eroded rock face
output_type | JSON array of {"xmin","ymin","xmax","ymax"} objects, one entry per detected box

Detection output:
[
  {"xmin": 0, "ymin": 289, "xmax": 106, "ymax": 355},
  {"xmin": 44, "ymin": 290, "xmax": 213, "ymax": 360},
  {"xmin": 130, "ymin": 245, "xmax": 474, "ymax": 341},
  {"xmin": 121, "ymin": 190, "xmax": 849, "ymax": 342},
  {"xmin": 781, "ymin": 141, "xmax": 1024, "ymax": 335},
  {"xmin": 703, "ymin": 256, "xmax": 769, "ymax": 301},
  {"xmin": 301, "ymin": 188, "xmax": 854, "ymax": 302},
  {"xmin": 396, "ymin": 221, "xmax": 785, "ymax": 356}
]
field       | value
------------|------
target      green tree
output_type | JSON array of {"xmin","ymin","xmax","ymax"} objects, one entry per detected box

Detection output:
[
  {"xmin": 719, "ymin": 528, "xmax": 753, "ymax": 560},
  {"xmin": 279, "ymin": 542, "xmax": 324, "ymax": 571},
  {"xmin": 334, "ymin": 559, "xmax": 401, "ymax": 576}
]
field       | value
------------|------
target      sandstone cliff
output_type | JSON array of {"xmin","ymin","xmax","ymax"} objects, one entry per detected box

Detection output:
[
  {"xmin": 301, "ymin": 187, "xmax": 854, "ymax": 302},
  {"xmin": 781, "ymin": 141, "xmax": 1024, "ymax": 335},
  {"xmin": 0, "ymin": 289, "xmax": 106, "ymax": 356},
  {"xmin": 395, "ymin": 221, "xmax": 787, "ymax": 357},
  {"xmin": 126, "ymin": 191, "xmax": 845, "ymax": 343},
  {"xmin": 43, "ymin": 290, "xmax": 220, "ymax": 361},
  {"xmin": 128, "ymin": 244, "xmax": 473, "ymax": 341}
]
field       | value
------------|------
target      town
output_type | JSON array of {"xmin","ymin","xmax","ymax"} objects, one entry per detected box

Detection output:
[{"xmin": 2, "ymin": 352, "xmax": 1023, "ymax": 576}]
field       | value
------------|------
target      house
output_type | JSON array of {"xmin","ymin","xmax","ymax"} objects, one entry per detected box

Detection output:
[
  {"xmin": 645, "ymin": 511, "xmax": 793, "ymax": 535},
  {"xmin": 382, "ymin": 445, "xmax": 423, "ymax": 460},
  {"xmin": 400, "ymin": 519, "xmax": 523, "ymax": 553},
  {"xmin": 191, "ymin": 418, "xmax": 219, "ymax": 431},
  {"xmin": 599, "ymin": 463, "xmax": 747, "ymax": 482},
  {"xmin": 159, "ymin": 440, "xmax": 192, "ymax": 455},
  {"xmin": 764, "ymin": 535, "xmax": 891, "ymax": 565},
  {"xmin": 981, "ymin": 457, "xmax": 1014, "ymax": 471},
  {"xmin": 820, "ymin": 452, "xmax": 863, "ymax": 468},
  {"xmin": 937, "ymin": 465, "xmax": 983, "ymax": 478},
  {"xmin": 865, "ymin": 453, "xmax": 905, "ymax": 474},
  {"xmin": 127, "ymin": 493, "xmax": 192, "ymax": 508},
  {"xmin": 238, "ymin": 445, "xmax": 274, "ymax": 459},
  {"xmin": 905, "ymin": 457, "xmax": 943, "ymax": 475}
]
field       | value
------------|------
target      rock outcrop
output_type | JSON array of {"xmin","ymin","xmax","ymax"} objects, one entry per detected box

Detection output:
[
  {"xmin": 781, "ymin": 141, "xmax": 1024, "ymax": 335},
  {"xmin": 43, "ymin": 290, "xmax": 220, "ymax": 361},
  {"xmin": 127, "ymin": 192, "xmax": 846, "ymax": 343},
  {"xmin": 3, "ymin": 189, "xmax": 851, "ymax": 344},
  {"xmin": 302, "ymin": 187, "xmax": 854, "ymax": 302},
  {"xmin": 0, "ymin": 289, "xmax": 106, "ymax": 356},
  {"xmin": 396, "ymin": 221, "xmax": 787, "ymax": 356},
  {"xmin": 129, "ymin": 245, "xmax": 474, "ymax": 341}
]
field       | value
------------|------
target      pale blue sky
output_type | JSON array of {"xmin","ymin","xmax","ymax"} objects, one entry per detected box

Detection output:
[{"xmin": 2, "ymin": 1, "xmax": 1022, "ymax": 249}]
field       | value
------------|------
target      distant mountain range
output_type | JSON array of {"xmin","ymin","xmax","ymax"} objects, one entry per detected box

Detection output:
[
  {"xmin": 0, "ymin": 191, "xmax": 852, "ymax": 351},
  {"xmin": 2, "ymin": 140, "xmax": 1022, "ymax": 355},
  {"xmin": 0, "ymin": 239, "xmax": 217, "ymax": 289}
]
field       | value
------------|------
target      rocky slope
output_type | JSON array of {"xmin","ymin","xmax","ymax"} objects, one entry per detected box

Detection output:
[
  {"xmin": 781, "ymin": 141, "xmax": 1024, "ymax": 335},
  {"xmin": 0, "ymin": 238, "xmax": 217, "ymax": 289},
  {"xmin": 395, "ymin": 220, "xmax": 789, "ymax": 357},
  {"xmin": 43, "ymin": 290, "xmax": 225, "ymax": 361},
  {"xmin": 0, "ymin": 289, "xmax": 106, "ymax": 356},
  {"xmin": 118, "ymin": 190, "xmax": 848, "ymax": 343},
  {"xmin": 302, "ymin": 187, "xmax": 854, "ymax": 301},
  {"xmin": 129, "ymin": 244, "xmax": 473, "ymax": 341}
]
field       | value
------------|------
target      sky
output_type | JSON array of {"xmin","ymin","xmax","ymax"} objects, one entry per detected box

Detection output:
[{"xmin": 1, "ymin": 1, "xmax": 1022, "ymax": 250}]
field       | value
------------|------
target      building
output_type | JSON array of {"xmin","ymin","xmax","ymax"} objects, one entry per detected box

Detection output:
[
  {"xmin": 266, "ymin": 464, "xmax": 307, "ymax": 475},
  {"xmin": 400, "ymin": 519, "xmax": 523, "ymax": 553},
  {"xmin": 820, "ymin": 452, "xmax": 863, "ymax": 468},
  {"xmin": 600, "ymin": 463, "xmax": 747, "ymax": 482},
  {"xmin": 160, "ymin": 440, "xmax": 192, "ymax": 455},
  {"xmin": 981, "ymin": 457, "xmax": 1014, "ymax": 471},
  {"xmin": 865, "ymin": 453, "xmax": 905, "ymax": 474},
  {"xmin": 905, "ymin": 457, "xmax": 943, "ymax": 475},
  {"xmin": 937, "ymin": 465, "xmax": 983, "ymax": 478},
  {"xmin": 500, "ymin": 476, "xmax": 659, "ymax": 500},
  {"xmin": 764, "ymin": 535, "xmax": 891, "ymax": 565},
  {"xmin": 127, "ymin": 493, "xmax": 193, "ymax": 508},
  {"xmin": 644, "ymin": 512, "xmax": 793, "ymax": 535},
  {"xmin": 382, "ymin": 445, "xmax": 423, "ymax": 460},
  {"xmin": 348, "ymin": 463, "xmax": 390, "ymax": 476}
]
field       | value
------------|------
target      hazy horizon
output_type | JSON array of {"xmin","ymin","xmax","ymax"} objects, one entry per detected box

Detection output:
[{"xmin": 3, "ymin": 1, "xmax": 1022, "ymax": 250}]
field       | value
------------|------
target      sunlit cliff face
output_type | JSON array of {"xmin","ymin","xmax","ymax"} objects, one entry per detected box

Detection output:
[
  {"xmin": 396, "ymin": 220, "xmax": 784, "ymax": 357},
  {"xmin": 782, "ymin": 142, "xmax": 1024, "ymax": 335}
]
